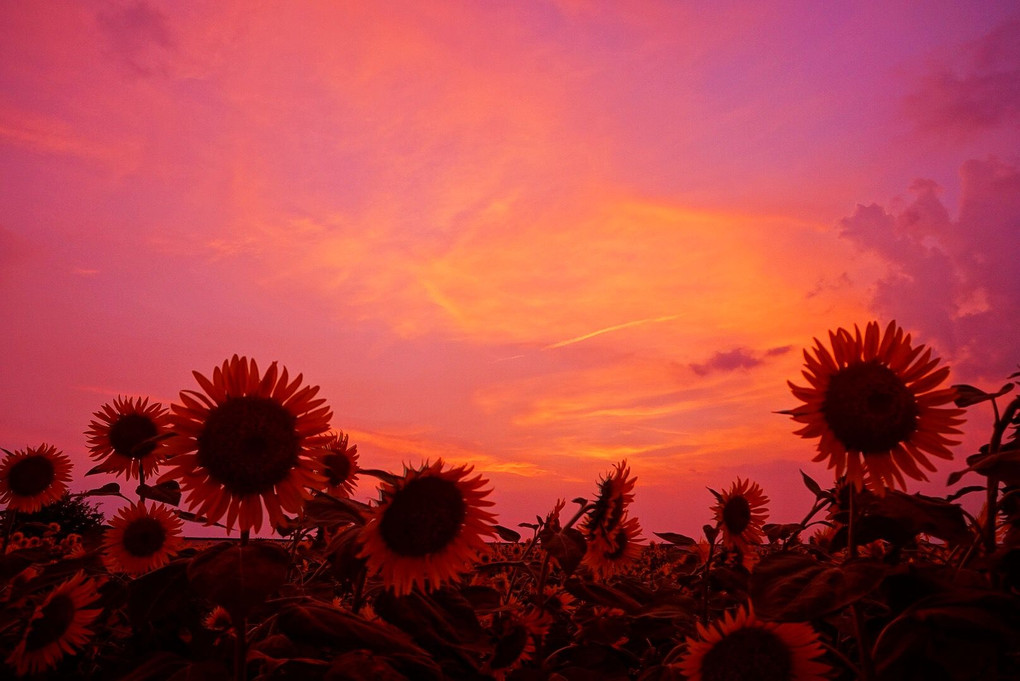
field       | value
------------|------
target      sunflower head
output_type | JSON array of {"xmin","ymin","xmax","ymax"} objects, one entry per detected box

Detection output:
[
  {"xmin": 713, "ymin": 478, "xmax": 769, "ymax": 552},
  {"xmin": 5, "ymin": 571, "xmax": 103, "ymax": 676},
  {"xmin": 103, "ymin": 501, "xmax": 185, "ymax": 575},
  {"xmin": 584, "ymin": 514, "xmax": 644, "ymax": 578},
  {"xmin": 158, "ymin": 355, "xmax": 333, "ymax": 533},
  {"xmin": 86, "ymin": 396, "xmax": 171, "ymax": 481},
  {"xmin": 0, "ymin": 445, "xmax": 73, "ymax": 513},
  {"xmin": 676, "ymin": 604, "xmax": 830, "ymax": 681},
  {"xmin": 787, "ymin": 321, "xmax": 965, "ymax": 493},
  {"xmin": 582, "ymin": 460, "xmax": 637, "ymax": 539},
  {"xmin": 318, "ymin": 431, "xmax": 360, "ymax": 497},
  {"xmin": 358, "ymin": 459, "xmax": 497, "ymax": 595}
]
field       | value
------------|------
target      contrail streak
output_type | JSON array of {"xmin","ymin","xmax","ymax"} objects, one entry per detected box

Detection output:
[{"xmin": 544, "ymin": 315, "xmax": 680, "ymax": 350}]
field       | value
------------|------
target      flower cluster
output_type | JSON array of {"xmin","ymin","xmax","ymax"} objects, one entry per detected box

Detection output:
[{"xmin": 0, "ymin": 325, "xmax": 1016, "ymax": 680}]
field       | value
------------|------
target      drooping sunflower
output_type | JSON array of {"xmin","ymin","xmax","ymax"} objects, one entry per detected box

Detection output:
[
  {"xmin": 317, "ymin": 431, "xmax": 360, "ymax": 498},
  {"xmin": 713, "ymin": 478, "xmax": 769, "ymax": 552},
  {"xmin": 102, "ymin": 501, "xmax": 185, "ymax": 575},
  {"xmin": 5, "ymin": 571, "xmax": 103, "ymax": 676},
  {"xmin": 787, "ymin": 320, "xmax": 965, "ymax": 492},
  {"xmin": 0, "ymin": 445, "xmax": 73, "ymax": 513},
  {"xmin": 676, "ymin": 604, "xmax": 830, "ymax": 681},
  {"xmin": 158, "ymin": 355, "xmax": 333, "ymax": 534},
  {"xmin": 581, "ymin": 460, "xmax": 637, "ymax": 539},
  {"xmin": 86, "ymin": 396, "xmax": 171, "ymax": 482},
  {"xmin": 584, "ymin": 514, "xmax": 644, "ymax": 578},
  {"xmin": 358, "ymin": 459, "xmax": 497, "ymax": 596}
]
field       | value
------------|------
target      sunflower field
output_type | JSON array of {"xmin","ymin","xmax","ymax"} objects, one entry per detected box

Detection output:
[{"xmin": 1, "ymin": 322, "xmax": 1018, "ymax": 680}]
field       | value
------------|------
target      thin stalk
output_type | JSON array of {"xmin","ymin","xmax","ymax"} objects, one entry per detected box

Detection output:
[{"xmin": 983, "ymin": 396, "xmax": 1018, "ymax": 555}]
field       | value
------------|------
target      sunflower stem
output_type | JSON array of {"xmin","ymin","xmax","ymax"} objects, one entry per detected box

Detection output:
[
  {"xmin": 240, "ymin": 529, "xmax": 250, "ymax": 547},
  {"xmin": 1, "ymin": 509, "xmax": 17, "ymax": 554},
  {"xmin": 982, "ymin": 395, "xmax": 1017, "ymax": 555},
  {"xmin": 847, "ymin": 484, "xmax": 858, "ymax": 560},
  {"xmin": 850, "ymin": 602, "xmax": 875, "ymax": 681},
  {"xmin": 234, "ymin": 613, "xmax": 248, "ymax": 681},
  {"xmin": 701, "ymin": 532, "xmax": 717, "ymax": 624}
]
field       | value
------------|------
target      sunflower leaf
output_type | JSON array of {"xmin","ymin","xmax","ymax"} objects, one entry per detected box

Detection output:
[
  {"xmin": 187, "ymin": 541, "xmax": 290, "ymax": 617},
  {"xmin": 493, "ymin": 524, "xmax": 521, "ymax": 543},
  {"xmin": 653, "ymin": 532, "xmax": 697, "ymax": 547},
  {"xmin": 82, "ymin": 482, "xmax": 123, "ymax": 497},
  {"xmin": 750, "ymin": 553, "xmax": 886, "ymax": 621},
  {"xmin": 137, "ymin": 480, "xmax": 181, "ymax": 506}
]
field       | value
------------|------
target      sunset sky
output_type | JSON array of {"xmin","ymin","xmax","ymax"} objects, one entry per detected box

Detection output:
[{"xmin": 2, "ymin": 2, "xmax": 1018, "ymax": 537}]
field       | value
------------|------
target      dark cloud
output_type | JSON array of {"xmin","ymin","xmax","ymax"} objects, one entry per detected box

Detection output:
[
  {"xmin": 904, "ymin": 19, "xmax": 1020, "ymax": 136},
  {"xmin": 690, "ymin": 346, "xmax": 790, "ymax": 377},
  {"xmin": 839, "ymin": 158, "xmax": 1020, "ymax": 378}
]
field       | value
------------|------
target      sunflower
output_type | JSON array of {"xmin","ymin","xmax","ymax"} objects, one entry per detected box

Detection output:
[
  {"xmin": 85, "ymin": 396, "xmax": 171, "ymax": 482},
  {"xmin": 0, "ymin": 445, "xmax": 73, "ymax": 513},
  {"xmin": 582, "ymin": 460, "xmax": 637, "ymax": 539},
  {"xmin": 787, "ymin": 321, "xmax": 965, "ymax": 492},
  {"xmin": 713, "ymin": 478, "xmax": 769, "ymax": 552},
  {"xmin": 358, "ymin": 459, "xmax": 497, "ymax": 595},
  {"xmin": 158, "ymin": 355, "xmax": 333, "ymax": 533},
  {"xmin": 318, "ymin": 431, "xmax": 360, "ymax": 497},
  {"xmin": 487, "ymin": 605, "xmax": 552, "ymax": 679},
  {"xmin": 584, "ymin": 515, "xmax": 644, "ymax": 578},
  {"xmin": 102, "ymin": 501, "xmax": 185, "ymax": 575},
  {"xmin": 676, "ymin": 604, "xmax": 830, "ymax": 681},
  {"xmin": 5, "ymin": 571, "xmax": 103, "ymax": 676}
]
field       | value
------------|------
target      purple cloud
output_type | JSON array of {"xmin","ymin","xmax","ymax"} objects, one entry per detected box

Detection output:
[
  {"xmin": 690, "ymin": 345, "xmax": 791, "ymax": 377},
  {"xmin": 839, "ymin": 158, "xmax": 1020, "ymax": 378},
  {"xmin": 904, "ymin": 19, "xmax": 1020, "ymax": 136}
]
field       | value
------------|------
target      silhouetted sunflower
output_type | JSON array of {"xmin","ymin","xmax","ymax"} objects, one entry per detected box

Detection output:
[
  {"xmin": 159, "ymin": 355, "xmax": 332, "ymax": 533},
  {"xmin": 713, "ymin": 478, "xmax": 769, "ymax": 552},
  {"xmin": 582, "ymin": 460, "xmax": 637, "ymax": 539},
  {"xmin": 103, "ymin": 501, "xmax": 185, "ymax": 575},
  {"xmin": 487, "ymin": 605, "xmax": 552, "ymax": 679},
  {"xmin": 0, "ymin": 445, "xmax": 72, "ymax": 513},
  {"xmin": 5, "ymin": 571, "xmax": 103, "ymax": 676},
  {"xmin": 358, "ymin": 460, "xmax": 497, "ymax": 595},
  {"xmin": 584, "ymin": 514, "xmax": 643, "ymax": 578},
  {"xmin": 676, "ymin": 604, "xmax": 830, "ymax": 681},
  {"xmin": 787, "ymin": 321, "xmax": 964, "ymax": 492},
  {"xmin": 318, "ymin": 431, "xmax": 360, "ymax": 497},
  {"xmin": 86, "ymin": 396, "xmax": 171, "ymax": 482}
]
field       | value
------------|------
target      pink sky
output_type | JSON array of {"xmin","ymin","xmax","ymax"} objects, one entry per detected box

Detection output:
[{"xmin": 2, "ymin": 2, "xmax": 1018, "ymax": 538}]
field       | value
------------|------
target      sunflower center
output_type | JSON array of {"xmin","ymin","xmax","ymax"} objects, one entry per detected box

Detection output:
[
  {"xmin": 700, "ymin": 626, "xmax": 793, "ymax": 681},
  {"xmin": 822, "ymin": 360, "xmax": 918, "ymax": 453},
  {"xmin": 197, "ymin": 396, "xmax": 300, "ymax": 495},
  {"xmin": 109, "ymin": 413, "xmax": 159, "ymax": 459},
  {"xmin": 324, "ymin": 452, "xmax": 351, "ymax": 487},
  {"xmin": 379, "ymin": 476, "xmax": 466, "ymax": 557},
  {"xmin": 8, "ymin": 455, "xmax": 55, "ymax": 497},
  {"xmin": 24, "ymin": 593, "xmax": 74, "ymax": 652},
  {"xmin": 122, "ymin": 517, "xmax": 167, "ymax": 557},
  {"xmin": 722, "ymin": 495, "xmax": 752, "ymax": 534}
]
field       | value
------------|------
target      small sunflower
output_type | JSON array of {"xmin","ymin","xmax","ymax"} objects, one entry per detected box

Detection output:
[
  {"xmin": 713, "ymin": 478, "xmax": 769, "ymax": 552},
  {"xmin": 0, "ymin": 445, "xmax": 73, "ymax": 513},
  {"xmin": 358, "ymin": 459, "xmax": 497, "ymax": 595},
  {"xmin": 102, "ymin": 501, "xmax": 185, "ymax": 575},
  {"xmin": 582, "ymin": 460, "xmax": 637, "ymax": 539},
  {"xmin": 487, "ymin": 605, "xmax": 552, "ymax": 679},
  {"xmin": 584, "ymin": 514, "xmax": 644, "ymax": 578},
  {"xmin": 158, "ymin": 355, "xmax": 333, "ymax": 533},
  {"xmin": 787, "ymin": 321, "xmax": 965, "ymax": 492},
  {"xmin": 676, "ymin": 604, "xmax": 830, "ymax": 681},
  {"xmin": 5, "ymin": 571, "xmax": 103, "ymax": 676},
  {"xmin": 318, "ymin": 431, "xmax": 360, "ymax": 498},
  {"xmin": 85, "ymin": 396, "xmax": 171, "ymax": 482}
]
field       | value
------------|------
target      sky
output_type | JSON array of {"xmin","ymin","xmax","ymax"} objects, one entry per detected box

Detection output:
[{"xmin": 1, "ymin": 1, "xmax": 1018, "ymax": 538}]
